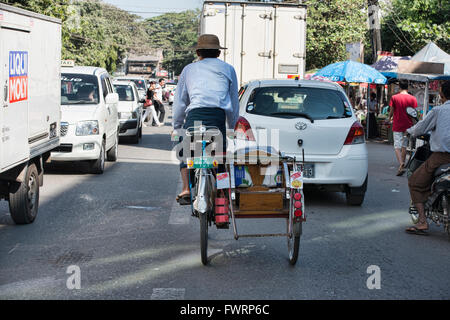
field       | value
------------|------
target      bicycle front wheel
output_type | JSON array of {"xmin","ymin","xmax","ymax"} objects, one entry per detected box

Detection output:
[{"xmin": 200, "ymin": 212, "xmax": 208, "ymax": 265}]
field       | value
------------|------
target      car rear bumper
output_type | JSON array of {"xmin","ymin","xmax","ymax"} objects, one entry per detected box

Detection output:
[
  {"xmin": 285, "ymin": 144, "xmax": 368, "ymax": 188},
  {"xmin": 119, "ymin": 119, "xmax": 139, "ymax": 136}
]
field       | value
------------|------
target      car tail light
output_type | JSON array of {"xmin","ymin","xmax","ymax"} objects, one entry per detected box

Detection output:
[
  {"xmin": 234, "ymin": 116, "xmax": 255, "ymax": 141},
  {"xmin": 294, "ymin": 209, "xmax": 303, "ymax": 217},
  {"xmin": 344, "ymin": 121, "xmax": 365, "ymax": 145}
]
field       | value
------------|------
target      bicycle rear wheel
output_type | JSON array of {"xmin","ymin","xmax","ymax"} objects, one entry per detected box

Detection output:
[{"xmin": 200, "ymin": 212, "xmax": 208, "ymax": 265}]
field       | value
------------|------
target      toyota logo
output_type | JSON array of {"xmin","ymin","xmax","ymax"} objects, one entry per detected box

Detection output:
[{"xmin": 295, "ymin": 122, "xmax": 307, "ymax": 130}]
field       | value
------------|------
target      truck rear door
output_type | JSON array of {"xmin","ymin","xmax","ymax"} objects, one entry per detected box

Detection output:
[{"xmin": 1, "ymin": 25, "xmax": 30, "ymax": 171}]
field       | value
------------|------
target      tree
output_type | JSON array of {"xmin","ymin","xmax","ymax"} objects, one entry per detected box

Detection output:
[
  {"xmin": 304, "ymin": 0, "xmax": 370, "ymax": 70},
  {"xmin": 143, "ymin": 10, "xmax": 200, "ymax": 76},
  {"xmin": 380, "ymin": 0, "xmax": 450, "ymax": 56}
]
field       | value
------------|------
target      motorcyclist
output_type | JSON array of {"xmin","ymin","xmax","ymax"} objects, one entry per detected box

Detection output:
[
  {"xmin": 405, "ymin": 80, "xmax": 450, "ymax": 235},
  {"xmin": 172, "ymin": 34, "xmax": 240, "ymax": 205}
]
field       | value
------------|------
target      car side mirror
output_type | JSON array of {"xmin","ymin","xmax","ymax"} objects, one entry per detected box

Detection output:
[
  {"xmin": 140, "ymin": 98, "xmax": 146, "ymax": 103},
  {"xmin": 105, "ymin": 93, "xmax": 119, "ymax": 104}
]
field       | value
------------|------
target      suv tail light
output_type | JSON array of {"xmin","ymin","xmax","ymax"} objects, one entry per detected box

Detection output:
[
  {"xmin": 234, "ymin": 116, "xmax": 255, "ymax": 141},
  {"xmin": 344, "ymin": 121, "xmax": 365, "ymax": 145}
]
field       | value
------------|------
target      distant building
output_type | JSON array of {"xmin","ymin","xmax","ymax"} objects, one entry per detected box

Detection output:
[{"xmin": 125, "ymin": 49, "xmax": 164, "ymax": 78}]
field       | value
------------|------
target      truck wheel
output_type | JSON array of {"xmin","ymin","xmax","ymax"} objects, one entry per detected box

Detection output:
[
  {"xmin": 9, "ymin": 163, "xmax": 39, "ymax": 224},
  {"xmin": 90, "ymin": 141, "xmax": 105, "ymax": 174},
  {"xmin": 107, "ymin": 133, "xmax": 119, "ymax": 162}
]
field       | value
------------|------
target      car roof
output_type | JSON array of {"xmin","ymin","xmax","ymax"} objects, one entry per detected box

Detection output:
[
  {"xmin": 114, "ymin": 76, "xmax": 146, "ymax": 81},
  {"xmin": 113, "ymin": 80, "xmax": 135, "ymax": 86},
  {"xmin": 61, "ymin": 66, "xmax": 108, "ymax": 76},
  {"xmin": 246, "ymin": 79, "xmax": 343, "ymax": 91}
]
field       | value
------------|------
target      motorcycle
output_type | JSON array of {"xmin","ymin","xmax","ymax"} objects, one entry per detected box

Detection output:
[{"xmin": 405, "ymin": 107, "xmax": 450, "ymax": 239}]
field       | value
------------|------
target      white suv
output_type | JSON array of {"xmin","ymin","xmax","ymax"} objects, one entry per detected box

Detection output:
[
  {"xmin": 51, "ymin": 66, "xmax": 119, "ymax": 174},
  {"xmin": 236, "ymin": 79, "xmax": 368, "ymax": 205}
]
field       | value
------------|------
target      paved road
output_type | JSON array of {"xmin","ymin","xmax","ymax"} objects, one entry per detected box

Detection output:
[{"xmin": 1, "ymin": 107, "xmax": 449, "ymax": 299}]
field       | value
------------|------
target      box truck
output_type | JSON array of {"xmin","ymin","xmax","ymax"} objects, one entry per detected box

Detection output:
[
  {"xmin": 0, "ymin": 3, "xmax": 61, "ymax": 224},
  {"xmin": 200, "ymin": 1, "xmax": 307, "ymax": 86}
]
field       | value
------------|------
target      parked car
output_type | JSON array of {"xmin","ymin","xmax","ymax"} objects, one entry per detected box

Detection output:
[
  {"xmin": 113, "ymin": 80, "xmax": 144, "ymax": 143},
  {"xmin": 236, "ymin": 79, "xmax": 368, "ymax": 205},
  {"xmin": 51, "ymin": 66, "xmax": 119, "ymax": 174},
  {"xmin": 114, "ymin": 76, "xmax": 147, "ymax": 101},
  {"xmin": 168, "ymin": 87, "xmax": 176, "ymax": 105}
]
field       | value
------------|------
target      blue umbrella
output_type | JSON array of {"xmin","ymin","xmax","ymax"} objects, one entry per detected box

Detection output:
[{"xmin": 314, "ymin": 60, "xmax": 387, "ymax": 84}]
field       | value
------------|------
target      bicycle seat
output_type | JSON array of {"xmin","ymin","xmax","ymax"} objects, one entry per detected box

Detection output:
[
  {"xmin": 434, "ymin": 164, "xmax": 450, "ymax": 177},
  {"xmin": 186, "ymin": 126, "xmax": 221, "ymax": 137}
]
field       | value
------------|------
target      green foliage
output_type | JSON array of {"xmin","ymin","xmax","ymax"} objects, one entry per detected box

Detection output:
[
  {"xmin": 304, "ymin": 0, "xmax": 369, "ymax": 70},
  {"xmin": 380, "ymin": 0, "xmax": 450, "ymax": 55},
  {"xmin": 143, "ymin": 10, "xmax": 200, "ymax": 76}
]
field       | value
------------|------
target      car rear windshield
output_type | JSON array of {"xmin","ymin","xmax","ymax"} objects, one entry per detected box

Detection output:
[
  {"xmin": 114, "ymin": 84, "xmax": 135, "ymax": 102},
  {"xmin": 246, "ymin": 87, "xmax": 352, "ymax": 120},
  {"xmin": 117, "ymin": 79, "xmax": 146, "ymax": 90},
  {"xmin": 61, "ymin": 74, "xmax": 99, "ymax": 105}
]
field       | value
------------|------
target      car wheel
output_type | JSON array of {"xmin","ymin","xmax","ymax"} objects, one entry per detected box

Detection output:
[
  {"xmin": 346, "ymin": 192, "xmax": 365, "ymax": 206},
  {"xmin": 130, "ymin": 129, "xmax": 139, "ymax": 144},
  {"xmin": 8, "ymin": 163, "xmax": 39, "ymax": 224},
  {"xmin": 90, "ymin": 141, "xmax": 105, "ymax": 174},
  {"xmin": 107, "ymin": 132, "xmax": 119, "ymax": 162}
]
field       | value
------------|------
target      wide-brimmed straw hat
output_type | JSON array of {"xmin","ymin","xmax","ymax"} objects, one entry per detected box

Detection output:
[{"xmin": 195, "ymin": 34, "xmax": 227, "ymax": 50}]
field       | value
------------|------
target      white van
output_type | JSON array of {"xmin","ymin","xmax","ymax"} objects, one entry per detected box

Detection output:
[{"xmin": 51, "ymin": 66, "xmax": 119, "ymax": 174}]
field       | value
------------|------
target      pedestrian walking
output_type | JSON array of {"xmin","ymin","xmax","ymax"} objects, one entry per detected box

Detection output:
[
  {"xmin": 388, "ymin": 80, "xmax": 418, "ymax": 176},
  {"xmin": 368, "ymin": 92, "xmax": 379, "ymax": 139},
  {"xmin": 153, "ymin": 78, "xmax": 166, "ymax": 125},
  {"xmin": 143, "ymin": 81, "xmax": 163, "ymax": 127}
]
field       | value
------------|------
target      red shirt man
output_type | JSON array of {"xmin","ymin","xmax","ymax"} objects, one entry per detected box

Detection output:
[
  {"xmin": 388, "ymin": 80, "xmax": 418, "ymax": 176},
  {"xmin": 389, "ymin": 92, "xmax": 418, "ymax": 132}
]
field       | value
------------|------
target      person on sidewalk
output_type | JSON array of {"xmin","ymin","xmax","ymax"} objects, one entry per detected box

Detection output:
[
  {"xmin": 171, "ymin": 34, "xmax": 240, "ymax": 205},
  {"xmin": 388, "ymin": 80, "xmax": 418, "ymax": 176},
  {"xmin": 405, "ymin": 80, "xmax": 450, "ymax": 235}
]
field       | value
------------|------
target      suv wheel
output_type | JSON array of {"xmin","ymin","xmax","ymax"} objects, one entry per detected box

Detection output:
[
  {"xmin": 90, "ymin": 141, "xmax": 105, "ymax": 174},
  {"xmin": 107, "ymin": 132, "xmax": 119, "ymax": 161}
]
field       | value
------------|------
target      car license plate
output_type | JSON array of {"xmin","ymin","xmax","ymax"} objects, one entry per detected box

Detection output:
[
  {"xmin": 187, "ymin": 157, "xmax": 218, "ymax": 169},
  {"xmin": 301, "ymin": 164, "xmax": 315, "ymax": 178}
]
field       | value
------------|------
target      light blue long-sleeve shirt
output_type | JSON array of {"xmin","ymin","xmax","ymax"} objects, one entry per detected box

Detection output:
[
  {"xmin": 407, "ymin": 100, "xmax": 450, "ymax": 153},
  {"xmin": 172, "ymin": 58, "xmax": 240, "ymax": 130}
]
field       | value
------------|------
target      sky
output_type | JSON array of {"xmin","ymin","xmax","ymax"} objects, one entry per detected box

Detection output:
[{"xmin": 102, "ymin": 0, "xmax": 204, "ymax": 19}]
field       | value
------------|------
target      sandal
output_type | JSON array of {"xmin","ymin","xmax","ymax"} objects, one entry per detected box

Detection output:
[
  {"xmin": 396, "ymin": 164, "xmax": 405, "ymax": 176},
  {"xmin": 405, "ymin": 226, "xmax": 429, "ymax": 236},
  {"xmin": 177, "ymin": 194, "xmax": 192, "ymax": 205}
]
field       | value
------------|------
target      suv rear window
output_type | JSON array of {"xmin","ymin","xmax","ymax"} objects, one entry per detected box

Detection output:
[
  {"xmin": 114, "ymin": 84, "xmax": 135, "ymax": 101},
  {"xmin": 246, "ymin": 87, "xmax": 352, "ymax": 120}
]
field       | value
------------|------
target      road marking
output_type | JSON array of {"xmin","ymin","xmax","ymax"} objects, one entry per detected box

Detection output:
[
  {"xmin": 125, "ymin": 206, "xmax": 160, "ymax": 211},
  {"xmin": 168, "ymin": 179, "xmax": 191, "ymax": 225},
  {"xmin": 151, "ymin": 288, "xmax": 185, "ymax": 300},
  {"xmin": 0, "ymin": 277, "xmax": 64, "ymax": 297}
]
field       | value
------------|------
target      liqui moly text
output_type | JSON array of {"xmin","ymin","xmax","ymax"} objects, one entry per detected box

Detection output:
[{"xmin": 9, "ymin": 51, "xmax": 28, "ymax": 103}]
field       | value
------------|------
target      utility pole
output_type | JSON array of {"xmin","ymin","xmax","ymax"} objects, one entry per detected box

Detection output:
[{"xmin": 368, "ymin": 0, "xmax": 382, "ymax": 63}]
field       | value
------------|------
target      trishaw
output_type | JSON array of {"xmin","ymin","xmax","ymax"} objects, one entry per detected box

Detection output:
[{"xmin": 184, "ymin": 126, "xmax": 306, "ymax": 266}]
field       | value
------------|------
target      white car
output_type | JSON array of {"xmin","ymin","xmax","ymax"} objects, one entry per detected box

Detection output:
[
  {"xmin": 51, "ymin": 66, "xmax": 120, "ymax": 174},
  {"xmin": 168, "ymin": 87, "xmax": 175, "ymax": 105},
  {"xmin": 114, "ymin": 76, "xmax": 147, "ymax": 101},
  {"xmin": 236, "ymin": 79, "xmax": 368, "ymax": 205},
  {"xmin": 113, "ymin": 80, "xmax": 144, "ymax": 143}
]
